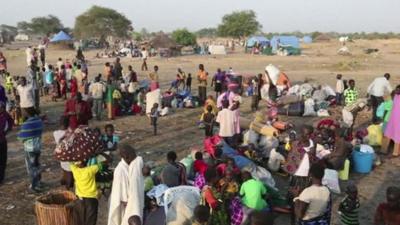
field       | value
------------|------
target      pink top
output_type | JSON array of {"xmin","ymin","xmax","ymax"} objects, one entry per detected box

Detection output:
[{"xmin": 385, "ymin": 94, "xmax": 400, "ymax": 143}]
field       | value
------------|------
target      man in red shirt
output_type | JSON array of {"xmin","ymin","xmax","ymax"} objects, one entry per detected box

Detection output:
[
  {"xmin": 375, "ymin": 186, "xmax": 400, "ymax": 225},
  {"xmin": 64, "ymin": 92, "xmax": 92, "ymax": 130}
]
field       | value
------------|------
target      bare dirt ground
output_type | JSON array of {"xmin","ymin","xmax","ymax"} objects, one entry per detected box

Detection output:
[{"xmin": 0, "ymin": 39, "xmax": 400, "ymax": 225}]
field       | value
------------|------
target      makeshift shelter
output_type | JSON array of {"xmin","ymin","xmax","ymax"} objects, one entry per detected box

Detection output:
[
  {"xmin": 270, "ymin": 36, "xmax": 300, "ymax": 55},
  {"xmin": 50, "ymin": 31, "xmax": 72, "ymax": 43},
  {"xmin": 302, "ymin": 36, "xmax": 313, "ymax": 44},
  {"xmin": 150, "ymin": 33, "xmax": 181, "ymax": 57},
  {"xmin": 246, "ymin": 36, "xmax": 269, "ymax": 47},
  {"xmin": 314, "ymin": 34, "xmax": 331, "ymax": 42},
  {"xmin": 208, "ymin": 45, "xmax": 227, "ymax": 55}
]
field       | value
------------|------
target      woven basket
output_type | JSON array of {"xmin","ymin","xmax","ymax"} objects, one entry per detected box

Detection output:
[{"xmin": 35, "ymin": 191, "xmax": 77, "ymax": 225}]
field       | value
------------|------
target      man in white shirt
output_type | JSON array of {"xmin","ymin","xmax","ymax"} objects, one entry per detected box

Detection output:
[
  {"xmin": 335, "ymin": 74, "xmax": 345, "ymax": 106},
  {"xmin": 216, "ymin": 100, "xmax": 236, "ymax": 146},
  {"xmin": 25, "ymin": 46, "xmax": 33, "ymax": 66},
  {"xmin": 367, "ymin": 73, "xmax": 392, "ymax": 123},
  {"xmin": 89, "ymin": 76, "xmax": 106, "ymax": 120},
  {"xmin": 17, "ymin": 77, "xmax": 36, "ymax": 120},
  {"xmin": 141, "ymin": 48, "xmax": 148, "ymax": 71}
]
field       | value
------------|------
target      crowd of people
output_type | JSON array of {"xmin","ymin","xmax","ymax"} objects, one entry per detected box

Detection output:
[{"xmin": 0, "ymin": 45, "xmax": 399, "ymax": 225}]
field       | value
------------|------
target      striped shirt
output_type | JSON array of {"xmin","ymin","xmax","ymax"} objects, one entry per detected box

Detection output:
[{"xmin": 339, "ymin": 196, "xmax": 360, "ymax": 225}]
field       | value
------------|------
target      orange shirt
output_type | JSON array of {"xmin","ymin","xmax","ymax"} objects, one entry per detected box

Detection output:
[{"xmin": 197, "ymin": 70, "xmax": 208, "ymax": 87}]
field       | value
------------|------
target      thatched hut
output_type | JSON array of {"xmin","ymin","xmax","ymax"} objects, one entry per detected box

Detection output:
[
  {"xmin": 314, "ymin": 34, "xmax": 332, "ymax": 42},
  {"xmin": 150, "ymin": 33, "xmax": 181, "ymax": 57}
]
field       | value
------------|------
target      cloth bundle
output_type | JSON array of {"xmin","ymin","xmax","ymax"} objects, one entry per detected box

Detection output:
[{"xmin": 55, "ymin": 126, "xmax": 104, "ymax": 161}]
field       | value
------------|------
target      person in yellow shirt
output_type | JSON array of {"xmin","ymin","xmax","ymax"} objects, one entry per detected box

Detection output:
[
  {"xmin": 71, "ymin": 161, "xmax": 101, "ymax": 225},
  {"xmin": 197, "ymin": 64, "xmax": 208, "ymax": 104}
]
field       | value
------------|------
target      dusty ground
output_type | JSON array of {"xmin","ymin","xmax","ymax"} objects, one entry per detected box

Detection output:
[{"xmin": 0, "ymin": 39, "xmax": 400, "ymax": 225}]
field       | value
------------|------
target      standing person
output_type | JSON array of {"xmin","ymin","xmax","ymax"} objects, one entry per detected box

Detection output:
[
  {"xmin": 26, "ymin": 64, "xmax": 40, "ymax": 111},
  {"xmin": 89, "ymin": 76, "xmax": 106, "ymax": 121},
  {"xmin": 106, "ymin": 78, "xmax": 117, "ymax": 120},
  {"xmin": 251, "ymin": 77, "xmax": 260, "ymax": 112},
  {"xmin": 150, "ymin": 103, "xmax": 159, "ymax": 136},
  {"xmin": 74, "ymin": 64, "xmax": 84, "ymax": 94},
  {"xmin": 64, "ymin": 92, "xmax": 92, "ymax": 130},
  {"xmin": 294, "ymin": 163, "xmax": 331, "ymax": 225},
  {"xmin": 114, "ymin": 57, "xmax": 123, "ymax": 80},
  {"xmin": 18, "ymin": 110, "xmax": 43, "ymax": 193},
  {"xmin": 178, "ymin": 68, "xmax": 186, "ymax": 89},
  {"xmin": 216, "ymin": 100, "xmax": 236, "ymax": 146},
  {"xmin": 380, "ymin": 92, "xmax": 394, "ymax": 154},
  {"xmin": 148, "ymin": 65, "xmax": 159, "ymax": 91},
  {"xmin": 336, "ymin": 74, "xmax": 345, "ymax": 106},
  {"xmin": 211, "ymin": 68, "xmax": 225, "ymax": 99},
  {"xmin": 338, "ymin": 184, "xmax": 360, "ymax": 225},
  {"xmin": 71, "ymin": 160, "xmax": 101, "ymax": 225},
  {"xmin": 141, "ymin": 48, "xmax": 148, "ymax": 71},
  {"xmin": 374, "ymin": 186, "xmax": 400, "ymax": 225},
  {"xmin": 384, "ymin": 85, "xmax": 400, "ymax": 157},
  {"xmin": 197, "ymin": 64, "xmax": 208, "ymax": 104},
  {"xmin": 186, "ymin": 73, "xmax": 192, "ymax": 92},
  {"xmin": 122, "ymin": 146, "xmax": 145, "ymax": 225},
  {"xmin": 107, "ymin": 144, "xmax": 137, "ymax": 225},
  {"xmin": 0, "ymin": 102, "xmax": 13, "ymax": 184},
  {"xmin": 17, "ymin": 77, "xmax": 36, "ymax": 120},
  {"xmin": 0, "ymin": 52, "xmax": 7, "ymax": 76},
  {"xmin": 44, "ymin": 65, "xmax": 55, "ymax": 95},
  {"xmin": 343, "ymin": 79, "xmax": 359, "ymax": 106},
  {"xmin": 39, "ymin": 45, "xmax": 46, "ymax": 67},
  {"xmin": 25, "ymin": 46, "xmax": 33, "ymax": 66},
  {"xmin": 203, "ymin": 105, "xmax": 215, "ymax": 137},
  {"xmin": 367, "ymin": 73, "xmax": 392, "ymax": 123}
]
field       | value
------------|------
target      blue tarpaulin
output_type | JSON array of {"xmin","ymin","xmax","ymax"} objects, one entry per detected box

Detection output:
[
  {"xmin": 303, "ymin": 36, "xmax": 313, "ymax": 44},
  {"xmin": 50, "ymin": 31, "xmax": 72, "ymax": 42},
  {"xmin": 246, "ymin": 36, "xmax": 269, "ymax": 47},
  {"xmin": 270, "ymin": 36, "xmax": 300, "ymax": 53}
]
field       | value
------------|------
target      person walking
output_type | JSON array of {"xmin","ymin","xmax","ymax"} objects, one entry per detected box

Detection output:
[
  {"xmin": 0, "ymin": 102, "xmax": 13, "ymax": 184},
  {"xmin": 141, "ymin": 48, "xmax": 148, "ymax": 71},
  {"xmin": 367, "ymin": 73, "xmax": 392, "ymax": 123}
]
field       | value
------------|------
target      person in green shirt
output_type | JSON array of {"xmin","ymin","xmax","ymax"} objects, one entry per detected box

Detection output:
[
  {"xmin": 106, "ymin": 77, "xmax": 116, "ymax": 120},
  {"xmin": 240, "ymin": 171, "xmax": 268, "ymax": 211},
  {"xmin": 381, "ymin": 91, "xmax": 395, "ymax": 154}
]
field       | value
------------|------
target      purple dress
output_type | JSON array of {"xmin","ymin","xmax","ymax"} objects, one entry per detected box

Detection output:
[{"xmin": 385, "ymin": 94, "xmax": 400, "ymax": 143}]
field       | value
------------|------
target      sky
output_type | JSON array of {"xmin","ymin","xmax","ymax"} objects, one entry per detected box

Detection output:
[{"xmin": 1, "ymin": 0, "xmax": 400, "ymax": 33}]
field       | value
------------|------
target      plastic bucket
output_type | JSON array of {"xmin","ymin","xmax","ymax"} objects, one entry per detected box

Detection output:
[{"xmin": 352, "ymin": 150, "xmax": 374, "ymax": 173}]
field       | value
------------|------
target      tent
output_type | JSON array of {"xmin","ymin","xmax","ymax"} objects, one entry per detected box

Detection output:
[
  {"xmin": 208, "ymin": 45, "xmax": 226, "ymax": 55},
  {"xmin": 247, "ymin": 36, "xmax": 269, "ymax": 47},
  {"xmin": 270, "ymin": 36, "xmax": 300, "ymax": 53},
  {"xmin": 50, "ymin": 31, "xmax": 72, "ymax": 43},
  {"xmin": 302, "ymin": 36, "xmax": 313, "ymax": 44}
]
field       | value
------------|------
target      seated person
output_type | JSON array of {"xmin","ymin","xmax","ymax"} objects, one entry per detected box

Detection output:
[
  {"xmin": 240, "ymin": 171, "xmax": 268, "ymax": 211},
  {"xmin": 193, "ymin": 152, "xmax": 208, "ymax": 176},
  {"xmin": 218, "ymin": 168, "xmax": 239, "ymax": 198},
  {"xmin": 160, "ymin": 151, "xmax": 186, "ymax": 187}
]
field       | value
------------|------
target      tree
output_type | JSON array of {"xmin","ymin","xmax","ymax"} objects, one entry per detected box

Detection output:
[
  {"xmin": 17, "ymin": 15, "xmax": 63, "ymax": 35},
  {"xmin": 74, "ymin": 5, "xmax": 132, "ymax": 39},
  {"xmin": 196, "ymin": 28, "xmax": 217, "ymax": 38},
  {"xmin": 217, "ymin": 10, "xmax": 261, "ymax": 39},
  {"xmin": 131, "ymin": 32, "xmax": 143, "ymax": 41},
  {"xmin": 171, "ymin": 29, "xmax": 197, "ymax": 46}
]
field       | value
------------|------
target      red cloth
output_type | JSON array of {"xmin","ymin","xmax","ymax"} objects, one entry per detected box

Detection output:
[
  {"xmin": 216, "ymin": 163, "xmax": 240, "ymax": 176},
  {"xmin": 132, "ymin": 104, "xmax": 142, "ymax": 115},
  {"xmin": 317, "ymin": 119, "xmax": 339, "ymax": 129},
  {"xmin": 375, "ymin": 203, "xmax": 400, "ymax": 225},
  {"xmin": 64, "ymin": 99, "xmax": 92, "ymax": 130},
  {"xmin": 193, "ymin": 160, "xmax": 208, "ymax": 175},
  {"xmin": 203, "ymin": 186, "xmax": 218, "ymax": 209},
  {"xmin": 70, "ymin": 79, "xmax": 78, "ymax": 97}
]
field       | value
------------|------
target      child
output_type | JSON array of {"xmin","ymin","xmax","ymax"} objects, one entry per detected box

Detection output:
[
  {"xmin": 143, "ymin": 165, "xmax": 154, "ymax": 192},
  {"xmin": 5, "ymin": 72, "xmax": 13, "ymax": 95},
  {"xmin": 218, "ymin": 168, "xmax": 239, "ymax": 197},
  {"xmin": 336, "ymin": 74, "xmax": 345, "ymax": 106},
  {"xmin": 70, "ymin": 160, "xmax": 101, "ymax": 225},
  {"xmin": 343, "ymin": 79, "xmax": 358, "ymax": 106},
  {"xmin": 338, "ymin": 184, "xmax": 360, "ymax": 225},
  {"xmin": 102, "ymin": 124, "xmax": 120, "ymax": 163},
  {"xmin": 150, "ymin": 103, "xmax": 159, "ymax": 135},
  {"xmin": 193, "ymin": 152, "xmax": 208, "ymax": 176},
  {"xmin": 203, "ymin": 105, "xmax": 215, "ymax": 137},
  {"xmin": 186, "ymin": 73, "xmax": 192, "ymax": 92},
  {"xmin": 53, "ymin": 117, "xmax": 73, "ymax": 189},
  {"xmin": 192, "ymin": 205, "xmax": 210, "ymax": 225},
  {"xmin": 128, "ymin": 216, "xmax": 142, "ymax": 225},
  {"xmin": 251, "ymin": 76, "xmax": 260, "ymax": 112}
]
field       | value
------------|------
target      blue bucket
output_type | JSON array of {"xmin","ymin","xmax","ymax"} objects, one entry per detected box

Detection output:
[{"xmin": 352, "ymin": 150, "xmax": 374, "ymax": 173}]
